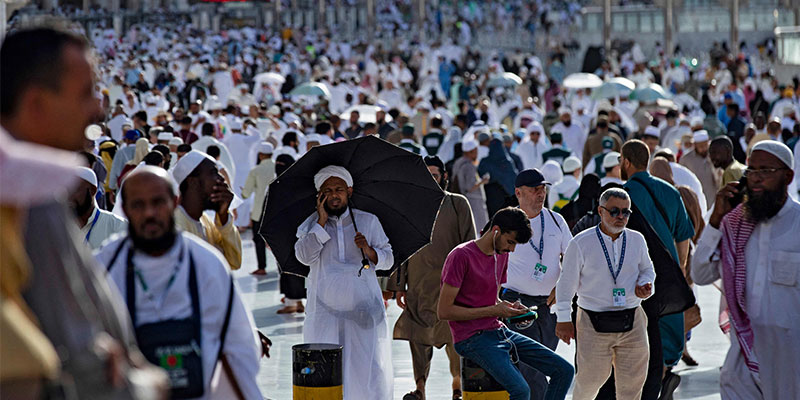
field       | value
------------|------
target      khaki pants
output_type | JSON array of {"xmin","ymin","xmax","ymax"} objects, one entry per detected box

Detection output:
[
  {"xmin": 410, "ymin": 342, "xmax": 460, "ymax": 383},
  {"xmin": 574, "ymin": 307, "xmax": 649, "ymax": 400}
]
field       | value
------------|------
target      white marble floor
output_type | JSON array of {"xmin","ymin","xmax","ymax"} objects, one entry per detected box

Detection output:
[{"xmin": 235, "ymin": 232, "xmax": 726, "ymax": 399}]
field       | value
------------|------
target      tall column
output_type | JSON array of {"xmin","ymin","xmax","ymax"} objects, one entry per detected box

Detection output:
[
  {"xmin": 730, "ymin": 0, "xmax": 739, "ymax": 50},
  {"xmin": 603, "ymin": 0, "xmax": 612, "ymax": 53},
  {"xmin": 110, "ymin": 0, "xmax": 120, "ymax": 12},
  {"xmin": 367, "ymin": 0, "xmax": 375, "ymax": 40},
  {"xmin": 318, "ymin": 0, "xmax": 325, "ymax": 31},
  {"xmin": 664, "ymin": 0, "xmax": 674, "ymax": 57},
  {"xmin": 415, "ymin": 0, "xmax": 426, "ymax": 41}
]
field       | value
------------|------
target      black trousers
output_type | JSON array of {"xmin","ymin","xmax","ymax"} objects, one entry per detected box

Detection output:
[
  {"xmin": 594, "ymin": 300, "xmax": 663, "ymax": 400},
  {"xmin": 501, "ymin": 289, "xmax": 559, "ymax": 400},
  {"xmin": 252, "ymin": 219, "xmax": 267, "ymax": 270}
]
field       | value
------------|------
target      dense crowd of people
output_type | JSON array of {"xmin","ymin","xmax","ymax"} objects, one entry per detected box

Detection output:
[{"xmin": 1, "ymin": 6, "xmax": 799, "ymax": 400}]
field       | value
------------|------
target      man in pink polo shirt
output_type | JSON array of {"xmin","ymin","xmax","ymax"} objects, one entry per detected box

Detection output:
[{"xmin": 438, "ymin": 207, "xmax": 574, "ymax": 400}]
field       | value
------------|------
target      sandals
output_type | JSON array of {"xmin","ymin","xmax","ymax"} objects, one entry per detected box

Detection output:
[
  {"xmin": 452, "ymin": 389, "xmax": 462, "ymax": 400},
  {"xmin": 402, "ymin": 390, "xmax": 423, "ymax": 400}
]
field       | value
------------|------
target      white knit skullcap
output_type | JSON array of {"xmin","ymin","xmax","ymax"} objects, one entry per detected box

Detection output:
[
  {"xmin": 751, "ymin": 140, "xmax": 794, "ymax": 168},
  {"xmin": 76, "ymin": 167, "xmax": 98, "ymax": 187},
  {"xmin": 172, "ymin": 150, "xmax": 215, "ymax": 186}
]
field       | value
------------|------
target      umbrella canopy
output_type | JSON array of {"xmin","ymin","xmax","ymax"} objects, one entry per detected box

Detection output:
[
  {"xmin": 339, "ymin": 105, "xmax": 394, "ymax": 124},
  {"xmin": 486, "ymin": 72, "xmax": 523, "ymax": 88},
  {"xmin": 563, "ymin": 73, "xmax": 603, "ymax": 89},
  {"xmin": 254, "ymin": 72, "xmax": 285, "ymax": 85},
  {"xmin": 590, "ymin": 77, "xmax": 636, "ymax": 99},
  {"xmin": 259, "ymin": 136, "xmax": 445, "ymax": 277},
  {"xmin": 630, "ymin": 83, "xmax": 670, "ymax": 103},
  {"xmin": 289, "ymin": 82, "xmax": 331, "ymax": 98}
]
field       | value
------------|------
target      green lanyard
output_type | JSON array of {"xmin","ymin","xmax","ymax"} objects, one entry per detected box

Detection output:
[{"xmin": 131, "ymin": 244, "xmax": 185, "ymax": 308}]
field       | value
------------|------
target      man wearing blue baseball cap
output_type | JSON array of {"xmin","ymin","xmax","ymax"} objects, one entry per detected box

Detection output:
[{"xmin": 500, "ymin": 168, "xmax": 574, "ymax": 400}]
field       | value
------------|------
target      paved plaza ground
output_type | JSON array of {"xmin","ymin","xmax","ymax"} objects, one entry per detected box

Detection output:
[{"xmin": 236, "ymin": 232, "xmax": 727, "ymax": 399}]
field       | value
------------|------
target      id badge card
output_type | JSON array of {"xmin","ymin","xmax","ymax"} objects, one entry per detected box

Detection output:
[
  {"xmin": 612, "ymin": 288, "xmax": 626, "ymax": 307},
  {"xmin": 532, "ymin": 263, "xmax": 548, "ymax": 282}
]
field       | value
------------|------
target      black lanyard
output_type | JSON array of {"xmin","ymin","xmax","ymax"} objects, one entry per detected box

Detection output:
[{"xmin": 595, "ymin": 225, "xmax": 626, "ymax": 285}]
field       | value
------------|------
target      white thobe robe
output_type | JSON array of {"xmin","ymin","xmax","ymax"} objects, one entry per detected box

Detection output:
[
  {"xmin": 691, "ymin": 199, "xmax": 800, "ymax": 400},
  {"xmin": 551, "ymin": 121, "xmax": 587, "ymax": 160},
  {"xmin": 98, "ymin": 233, "xmax": 263, "ymax": 400},
  {"xmin": 295, "ymin": 209, "xmax": 394, "ymax": 400},
  {"xmin": 191, "ymin": 136, "xmax": 237, "ymax": 181},
  {"xmin": 221, "ymin": 133, "xmax": 262, "ymax": 227},
  {"xmin": 79, "ymin": 205, "xmax": 128, "ymax": 250},
  {"xmin": 514, "ymin": 139, "xmax": 551, "ymax": 170}
]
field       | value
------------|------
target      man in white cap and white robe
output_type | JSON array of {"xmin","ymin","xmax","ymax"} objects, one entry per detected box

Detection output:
[
  {"xmin": 550, "ymin": 108, "xmax": 587, "ymax": 159},
  {"xmin": 222, "ymin": 122, "xmax": 263, "ymax": 229},
  {"xmin": 242, "ymin": 143, "xmax": 275, "ymax": 276},
  {"xmin": 692, "ymin": 140, "xmax": 800, "ymax": 399},
  {"xmin": 679, "ymin": 130, "xmax": 719, "ymax": 208},
  {"xmin": 295, "ymin": 165, "xmax": 394, "ymax": 399},
  {"xmin": 515, "ymin": 122, "xmax": 551, "ymax": 170},
  {"xmin": 68, "ymin": 167, "xmax": 127, "ymax": 250},
  {"xmin": 172, "ymin": 150, "xmax": 242, "ymax": 270}
]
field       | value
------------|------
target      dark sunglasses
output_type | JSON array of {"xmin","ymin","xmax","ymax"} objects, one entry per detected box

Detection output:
[{"xmin": 601, "ymin": 206, "xmax": 632, "ymax": 218}]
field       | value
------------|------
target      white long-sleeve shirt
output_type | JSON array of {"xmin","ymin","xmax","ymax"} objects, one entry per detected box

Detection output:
[
  {"xmin": 556, "ymin": 226, "xmax": 656, "ymax": 322},
  {"xmin": 97, "ymin": 233, "xmax": 263, "ymax": 400},
  {"xmin": 79, "ymin": 205, "xmax": 127, "ymax": 250},
  {"xmin": 691, "ymin": 198, "xmax": 800, "ymax": 399}
]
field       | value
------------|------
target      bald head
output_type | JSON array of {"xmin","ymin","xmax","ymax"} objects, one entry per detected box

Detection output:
[{"xmin": 121, "ymin": 166, "xmax": 176, "ymax": 205}]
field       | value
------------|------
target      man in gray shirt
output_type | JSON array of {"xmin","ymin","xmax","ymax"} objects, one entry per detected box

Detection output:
[{"xmin": 453, "ymin": 139, "xmax": 489, "ymax": 232}]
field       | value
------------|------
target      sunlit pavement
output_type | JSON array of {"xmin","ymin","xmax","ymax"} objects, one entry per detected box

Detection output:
[{"xmin": 235, "ymin": 232, "xmax": 725, "ymax": 399}]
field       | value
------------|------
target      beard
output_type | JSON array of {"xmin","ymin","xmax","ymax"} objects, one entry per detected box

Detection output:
[
  {"xmin": 562, "ymin": 120, "xmax": 572, "ymax": 127},
  {"xmin": 72, "ymin": 189, "xmax": 94, "ymax": 217},
  {"xmin": 620, "ymin": 167, "xmax": 629, "ymax": 181},
  {"xmin": 437, "ymin": 177, "xmax": 448, "ymax": 191},
  {"xmin": 129, "ymin": 216, "xmax": 177, "ymax": 255},
  {"xmin": 602, "ymin": 220, "xmax": 625, "ymax": 235},
  {"xmin": 324, "ymin": 201, "xmax": 347, "ymax": 217},
  {"xmin": 744, "ymin": 184, "xmax": 787, "ymax": 222}
]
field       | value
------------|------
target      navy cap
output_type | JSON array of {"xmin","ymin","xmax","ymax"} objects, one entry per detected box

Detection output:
[{"xmin": 515, "ymin": 169, "xmax": 550, "ymax": 188}]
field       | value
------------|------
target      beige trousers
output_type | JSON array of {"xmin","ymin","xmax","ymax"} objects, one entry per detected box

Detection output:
[
  {"xmin": 409, "ymin": 342, "xmax": 461, "ymax": 383},
  {"xmin": 573, "ymin": 307, "xmax": 649, "ymax": 400}
]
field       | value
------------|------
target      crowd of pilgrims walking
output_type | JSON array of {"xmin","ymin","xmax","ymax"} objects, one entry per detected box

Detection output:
[{"xmin": 1, "ymin": 12, "xmax": 799, "ymax": 400}]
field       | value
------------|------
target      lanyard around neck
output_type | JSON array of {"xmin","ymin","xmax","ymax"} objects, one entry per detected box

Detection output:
[
  {"xmin": 84, "ymin": 209, "xmax": 100, "ymax": 243},
  {"xmin": 595, "ymin": 225, "xmax": 626, "ymax": 285},
  {"xmin": 528, "ymin": 211, "xmax": 545, "ymax": 262}
]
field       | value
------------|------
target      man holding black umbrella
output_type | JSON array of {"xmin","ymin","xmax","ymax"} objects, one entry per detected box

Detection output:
[{"xmin": 294, "ymin": 165, "xmax": 395, "ymax": 400}]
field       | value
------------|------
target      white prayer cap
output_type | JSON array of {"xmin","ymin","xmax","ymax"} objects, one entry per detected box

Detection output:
[
  {"xmin": 751, "ymin": 140, "xmax": 794, "ymax": 168},
  {"xmin": 562, "ymin": 156, "xmax": 582, "ymax": 173},
  {"xmin": 314, "ymin": 165, "xmax": 353, "ymax": 190},
  {"xmin": 257, "ymin": 143, "xmax": 274, "ymax": 155},
  {"xmin": 268, "ymin": 105, "xmax": 281, "ymax": 115},
  {"xmin": 693, "ymin": 130, "xmax": 709, "ymax": 143},
  {"xmin": 690, "ymin": 116, "xmax": 704, "ymax": 127},
  {"xmin": 305, "ymin": 134, "xmax": 323, "ymax": 144},
  {"xmin": 157, "ymin": 131, "xmax": 173, "ymax": 141},
  {"xmin": 462, "ymin": 139, "xmax": 479, "ymax": 153},
  {"xmin": 169, "ymin": 137, "xmax": 184, "ymax": 146},
  {"xmin": 644, "ymin": 126, "xmax": 660, "ymax": 138},
  {"xmin": 527, "ymin": 122, "xmax": 544, "ymax": 135},
  {"xmin": 172, "ymin": 150, "xmax": 215, "ymax": 186},
  {"xmin": 558, "ymin": 107, "xmax": 571, "ymax": 116},
  {"xmin": 603, "ymin": 151, "xmax": 621, "ymax": 169},
  {"xmin": 76, "ymin": 167, "xmax": 98, "ymax": 188},
  {"xmin": 229, "ymin": 120, "xmax": 243, "ymax": 131}
]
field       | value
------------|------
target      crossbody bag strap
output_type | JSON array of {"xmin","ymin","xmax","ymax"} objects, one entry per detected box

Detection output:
[
  {"xmin": 546, "ymin": 209, "xmax": 563, "ymax": 233},
  {"xmin": 629, "ymin": 176, "xmax": 672, "ymax": 232},
  {"xmin": 106, "ymin": 238, "xmax": 129, "ymax": 272}
]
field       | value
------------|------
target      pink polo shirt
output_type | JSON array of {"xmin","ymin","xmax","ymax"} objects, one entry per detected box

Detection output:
[{"xmin": 441, "ymin": 241, "xmax": 507, "ymax": 343}]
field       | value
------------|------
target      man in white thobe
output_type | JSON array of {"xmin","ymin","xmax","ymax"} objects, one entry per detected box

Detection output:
[
  {"xmin": 514, "ymin": 122, "xmax": 551, "ymax": 170},
  {"xmin": 692, "ymin": 141, "xmax": 800, "ymax": 399},
  {"xmin": 295, "ymin": 166, "xmax": 394, "ymax": 399},
  {"xmin": 68, "ymin": 167, "xmax": 127, "ymax": 250},
  {"xmin": 97, "ymin": 167, "xmax": 263, "ymax": 400}
]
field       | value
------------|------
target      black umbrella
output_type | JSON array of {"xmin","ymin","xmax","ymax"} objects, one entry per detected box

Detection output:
[{"xmin": 258, "ymin": 136, "xmax": 446, "ymax": 277}]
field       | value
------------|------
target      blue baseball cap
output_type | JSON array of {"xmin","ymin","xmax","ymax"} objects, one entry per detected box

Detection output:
[
  {"xmin": 124, "ymin": 129, "xmax": 140, "ymax": 141},
  {"xmin": 515, "ymin": 169, "xmax": 550, "ymax": 188}
]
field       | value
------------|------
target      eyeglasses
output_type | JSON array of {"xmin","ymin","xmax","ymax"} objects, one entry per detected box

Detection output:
[
  {"xmin": 601, "ymin": 206, "xmax": 632, "ymax": 218},
  {"xmin": 743, "ymin": 167, "xmax": 788, "ymax": 178}
]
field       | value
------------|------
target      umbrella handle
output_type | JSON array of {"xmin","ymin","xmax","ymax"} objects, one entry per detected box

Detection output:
[{"xmin": 349, "ymin": 204, "xmax": 371, "ymax": 276}]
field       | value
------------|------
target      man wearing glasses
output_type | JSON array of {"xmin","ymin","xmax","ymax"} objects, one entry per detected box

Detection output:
[
  {"xmin": 692, "ymin": 140, "xmax": 800, "ymax": 399},
  {"xmin": 555, "ymin": 188, "xmax": 655, "ymax": 398}
]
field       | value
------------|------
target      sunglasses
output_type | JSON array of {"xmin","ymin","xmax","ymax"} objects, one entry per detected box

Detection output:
[{"xmin": 601, "ymin": 206, "xmax": 632, "ymax": 218}]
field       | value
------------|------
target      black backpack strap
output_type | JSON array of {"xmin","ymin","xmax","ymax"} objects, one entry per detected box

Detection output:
[
  {"xmin": 106, "ymin": 238, "xmax": 129, "ymax": 272},
  {"xmin": 547, "ymin": 209, "xmax": 563, "ymax": 233},
  {"xmin": 125, "ymin": 247, "xmax": 137, "ymax": 327},
  {"xmin": 212, "ymin": 275, "xmax": 235, "ymax": 371},
  {"xmin": 629, "ymin": 176, "xmax": 672, "ymax": 232}
]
